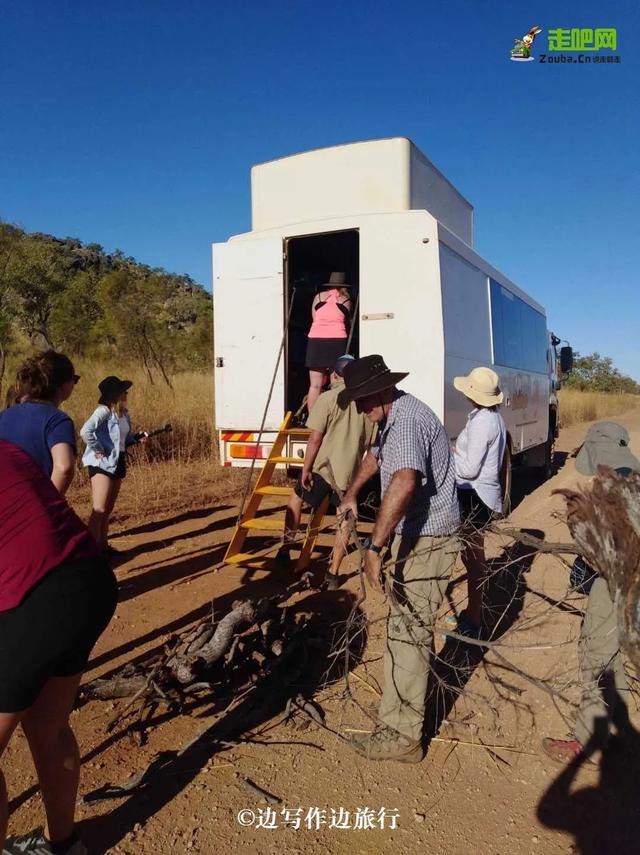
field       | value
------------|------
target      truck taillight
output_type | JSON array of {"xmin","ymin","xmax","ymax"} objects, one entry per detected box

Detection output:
[{"xmin": 230, "ymin": 444, "xmax": 268, "ymax": 460}]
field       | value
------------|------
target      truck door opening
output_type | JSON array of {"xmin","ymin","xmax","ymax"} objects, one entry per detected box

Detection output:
[{"xmin": 285, "ymin": 230, "xmax": 359, "ymax": 413}]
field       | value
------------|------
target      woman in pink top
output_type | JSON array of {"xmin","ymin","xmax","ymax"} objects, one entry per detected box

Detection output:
[{"xmin": 305, "ymin": 272, "xmax": 352, "ymax": 412}]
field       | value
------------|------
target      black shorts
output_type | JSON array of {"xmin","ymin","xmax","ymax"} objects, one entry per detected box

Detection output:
[
  {"xmin": 0, "ymin": 556, "xmax": 118, "ymax": 712},
  {"xmin": 294, "ymin": 472, "xmax": 339, "ymax": 509},
  {"xmin": 305, "ymin": 337, "xmax": 348, "ymax": 370},
  {"xmin": 458, "ymin": 488, "xmax": 494, "ymax": 529},
  {"xmin": 88, "ymin": 452, "xmax": 127, "ymax": 480}
]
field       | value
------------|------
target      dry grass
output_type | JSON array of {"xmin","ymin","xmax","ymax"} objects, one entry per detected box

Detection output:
[
  {"xmin": 66, "ymin": 457, "xmax": 247, "ymax": 532},
  {"xmin": 558, "ymin": 388, "xmax": 640, "ymax": 428},
  {"xmin": 55, "ymin": 361, "xmax": 241, "ymax": 526},
  {"xmin": 6, "ymin": 351, "xmax": 640, "ymax": 525},
  {"xmin": 60, "ymin": 362, "xmax": 215, "ymax": 463}
]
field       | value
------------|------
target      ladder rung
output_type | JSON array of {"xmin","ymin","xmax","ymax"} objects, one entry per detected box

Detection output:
[
  {"xmin": 282, "ymin": 428, "xmax": 311, "ymax": 437},
  {"xmin": 239, "ymin": 517, "xmax": 285, "ymax": 532},
  {"xmin": 255, "ymin": 486, "xmax": 292, "ymax": 496},
  {"xmin": 270, "ymin": 456, "xmax": 304, "ymax": 465},
  {"xmin": 224, "ymin": 553, "xmax": 273, "ymax": 568}
]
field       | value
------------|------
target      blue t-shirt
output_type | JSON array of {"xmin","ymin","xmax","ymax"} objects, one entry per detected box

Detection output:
[{"xmin": 0, "ymin": 402, "xmax": 76, "ymax": 477}]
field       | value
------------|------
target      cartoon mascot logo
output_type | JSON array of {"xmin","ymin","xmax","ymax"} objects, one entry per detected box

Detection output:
[{"xmin": 511, "ymin": 26, "xmax": 542, "ymax": 61}]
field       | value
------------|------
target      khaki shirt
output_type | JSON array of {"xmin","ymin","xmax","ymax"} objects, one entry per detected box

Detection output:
[{"xmin": 306, "ymin": 380, "xmax": 376, "ymax": 493}]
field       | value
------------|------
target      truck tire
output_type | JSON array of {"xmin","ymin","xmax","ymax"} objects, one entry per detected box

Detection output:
[{"xmin": 540, "ymin": 426, "xmax": 555, "ymax": 481}]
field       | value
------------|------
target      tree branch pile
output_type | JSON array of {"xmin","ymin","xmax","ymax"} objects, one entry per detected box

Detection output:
[
  {"xmin": 555, "ymin": 466, "xmax": 640, "ymax": 672},
  {"xmin": 82, "ymin": 573, "xmax": 322, "ymax": 736}
]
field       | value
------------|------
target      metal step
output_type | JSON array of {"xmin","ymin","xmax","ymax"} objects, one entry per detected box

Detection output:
[
  {"xmin": 239, "ymin": 517, "xmax": 285, "ymax": 532},
  {"xmin": 223, "ymin": 553, "xmax": 273, "ymax": 568},
  {"xmin": 254, "ymin": 486, "xmax": 292, "ymax": 496}
]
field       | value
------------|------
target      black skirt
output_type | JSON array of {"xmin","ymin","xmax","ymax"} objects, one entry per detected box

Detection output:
[{"xmin": 305, "ymin": 337, "xmax": 348, "ymax": 370}]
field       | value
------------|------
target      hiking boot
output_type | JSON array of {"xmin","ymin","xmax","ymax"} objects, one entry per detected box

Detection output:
[
  {"xmin": 2, "ymin": 829, "xmax": 87, "ymax": 855},
  {"xmin": 541, "ymin": 737, "xmax": 592, "ymax": 765},
  {"xmin": 349, "ymin": 726, "xmax": 423, "ymax": 763}
]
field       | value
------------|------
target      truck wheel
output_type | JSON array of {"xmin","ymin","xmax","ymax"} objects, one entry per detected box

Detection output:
[
  {"xmin": 500, "ymin": 445, "xmax": 512, "ymax": 516},
  {"xmin": 540, "ymin": 427, "xmax": 555, "ymax": 481}
]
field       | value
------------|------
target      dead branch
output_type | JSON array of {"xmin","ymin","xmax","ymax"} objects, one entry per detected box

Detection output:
[
  {"xmin": 491, "ymin": 525, "xmax": 578, "ymax": 555},
  {"xmin": 555, "ymin": 467, "xmax": 640, "ymax": 672},
  {"xmin": 235, "ymin": 774, "xmax": 282, "ymax": 804}
]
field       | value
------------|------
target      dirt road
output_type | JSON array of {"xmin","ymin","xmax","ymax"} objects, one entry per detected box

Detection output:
[{"xmin": 5, "ymin": 411, "xmax": 640, "ymax": 855}]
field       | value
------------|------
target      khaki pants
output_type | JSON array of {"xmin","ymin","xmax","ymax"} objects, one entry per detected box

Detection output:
[
  {"xmin": 574, "ymin": 577, "xmax": 630, "ymax": 746},
  {"xmin": 378, "ymin": 533, "xmax": 460, "ymax": 741}
]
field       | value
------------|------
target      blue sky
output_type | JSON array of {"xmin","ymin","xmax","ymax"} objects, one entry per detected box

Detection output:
[{"xmin": 2, "ymin": 1, "xmax": 638, "ymax": 378}]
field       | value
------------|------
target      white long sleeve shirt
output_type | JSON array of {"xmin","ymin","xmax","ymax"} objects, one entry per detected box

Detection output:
[{"xmin": 454, "ymin": 407, "xmax": 506, "ymax": 513}]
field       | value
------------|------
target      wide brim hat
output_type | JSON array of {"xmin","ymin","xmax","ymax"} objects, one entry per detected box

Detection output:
[
  {"xmin": 575, "ymin": 421, "xmax": 640, "ymax": 475},
  {"xmin": 98, "ymin": 375, "xmax": 133, "ymax": 403},
  {"xmin": 337, "ymin": 354, "xmax": 408, "ymax": 407},
  {"xmin": 454, "ymin": 367, "xmax": 503, "ymax": 407},
  {"xmin": 324, "ymin": 271, "xmax": 352, "ymax": 288}
]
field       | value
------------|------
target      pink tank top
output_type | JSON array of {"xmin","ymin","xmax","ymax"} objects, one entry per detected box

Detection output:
[{"xmin": 308, "ymin": 290, "xmax": 348, "ymax": 339}]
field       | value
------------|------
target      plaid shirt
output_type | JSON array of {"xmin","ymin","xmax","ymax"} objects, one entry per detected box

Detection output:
[{"xmin": 375, "ymin": 392, "xmax": 460, "ymax": 537}]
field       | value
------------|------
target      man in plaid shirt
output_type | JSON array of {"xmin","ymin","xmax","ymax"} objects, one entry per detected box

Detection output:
[{"xmin": 339, "ymin": 354, "xmax": 460, "ymax": 762}]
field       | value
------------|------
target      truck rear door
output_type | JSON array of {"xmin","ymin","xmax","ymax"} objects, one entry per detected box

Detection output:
[{"xmin": 213, "ymin": 236, "xmax": 284, "ymax": 430}]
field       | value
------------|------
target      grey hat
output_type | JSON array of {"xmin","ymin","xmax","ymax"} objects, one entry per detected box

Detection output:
[{"xmin": 575, "ymin": 422, "xmax": 640, "ymax": 475}]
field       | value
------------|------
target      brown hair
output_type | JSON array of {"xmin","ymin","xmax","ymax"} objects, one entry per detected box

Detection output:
[{"xmin": 14, "ymin": 350, "xmax": 75, "ymax": 402}]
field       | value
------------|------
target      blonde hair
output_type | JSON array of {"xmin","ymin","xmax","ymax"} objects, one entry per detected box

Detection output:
[{"xmin": 109, "ymin": 399, "xmax": 127, "ymax": 418}]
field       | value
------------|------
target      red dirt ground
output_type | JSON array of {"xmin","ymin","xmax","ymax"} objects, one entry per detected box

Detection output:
[{"xmin": 4, "ymin": 412, "xmax": 640, "ymax": 855}]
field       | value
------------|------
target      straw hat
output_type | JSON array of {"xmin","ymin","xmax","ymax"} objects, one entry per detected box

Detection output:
[{"xmin": 453, "ymin": 367, "xmax": 503, "ymax": 407}]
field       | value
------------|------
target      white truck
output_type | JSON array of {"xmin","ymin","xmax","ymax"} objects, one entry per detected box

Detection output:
[{"xmin": 213, "ymin": 138, "xmax": 571, "ymax": 475}]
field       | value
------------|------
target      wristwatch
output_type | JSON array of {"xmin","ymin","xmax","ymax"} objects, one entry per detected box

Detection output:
[{"xmin": 362, "ymin": 536, "xmax": 384, "ymax": 555}]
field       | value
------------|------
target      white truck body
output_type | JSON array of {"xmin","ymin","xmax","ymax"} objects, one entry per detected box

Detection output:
[{"xmin": 213, "ymin": 138, "xmax": 558, "ymax": 467}]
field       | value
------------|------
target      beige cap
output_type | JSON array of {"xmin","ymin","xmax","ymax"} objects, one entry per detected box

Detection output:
[{"xmin": 454, "ymin": 366, "xmax": 503, "ymax": 407}]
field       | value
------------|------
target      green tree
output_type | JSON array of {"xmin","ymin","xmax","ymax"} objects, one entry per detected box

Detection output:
[
  {"xmin": 10, "ymin": 237, "xmax": 68, "ymax": 346},
  {"xmin": 563, "ymin": 352, "xmax": 640, "ymax": 394},
  {"xmin": 98, "ymin": 269, "xmax": 174, "ymax": 385},
  {"xmin": 49, "ymin": 271, "xmax": 102, "ymax": 354}
]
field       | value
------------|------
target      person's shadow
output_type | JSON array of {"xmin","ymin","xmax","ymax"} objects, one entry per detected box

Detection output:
[
  {"xmin": 424, "ymin": 529, "xmax": 544, "ymax": 740},
  {"xmin": 537, "ymin": 683, "xmax": 640, "ymax": 854}
]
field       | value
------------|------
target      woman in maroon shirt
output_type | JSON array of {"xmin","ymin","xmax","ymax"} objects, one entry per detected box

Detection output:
[{"xmin": 0, "ymin": 441, "xmax": 117, "ymax": 855}]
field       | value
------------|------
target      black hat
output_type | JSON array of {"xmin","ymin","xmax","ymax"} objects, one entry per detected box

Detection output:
[
  {"xmin": 337, "ymin": 355, "xmax": 409, "ymax": 407},
  {"xmin": 98, "ymin": 375, "xmax": 132, "ymax": 404}
]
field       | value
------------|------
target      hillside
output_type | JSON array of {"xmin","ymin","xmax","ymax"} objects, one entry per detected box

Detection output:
[{"xmin": 0, "ymin": 223, "xmax": 212, "ymax": 393}]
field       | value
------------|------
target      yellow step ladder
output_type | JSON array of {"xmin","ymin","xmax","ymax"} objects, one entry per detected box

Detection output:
[{"xmin": 223, "ymin": 412, "xmax": 330, "ymax": 571}]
